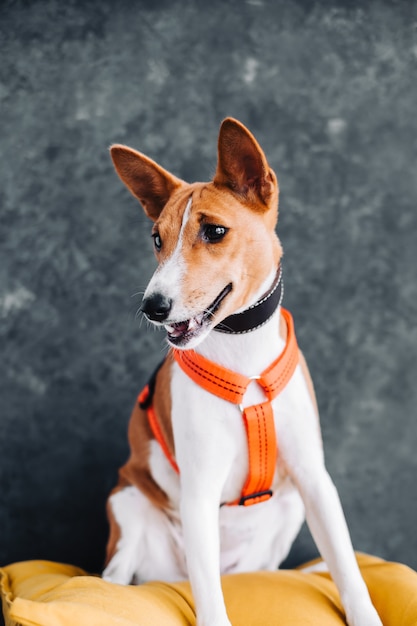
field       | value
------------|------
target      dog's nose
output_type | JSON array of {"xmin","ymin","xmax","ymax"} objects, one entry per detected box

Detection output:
[{"xmin": 141, "ymin": 293, "xmax": 173, "ymax": 322}]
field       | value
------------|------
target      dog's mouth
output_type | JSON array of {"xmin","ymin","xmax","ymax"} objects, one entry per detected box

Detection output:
[{"xmin": 165, "ymin": 283, "xmax": 232, "ymax": 348}]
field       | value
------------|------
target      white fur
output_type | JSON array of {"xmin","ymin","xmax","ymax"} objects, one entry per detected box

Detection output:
[
  {"xmin": 143, "ymin": 196, "xmax": 192, "ymax": 320},
  {"xmin": 105, "ymin": 243, "xmax": 382, "ymax": 626},
  {"xmin": 103, "ymin": 485, "xmax": 187, "ymax": 583}
]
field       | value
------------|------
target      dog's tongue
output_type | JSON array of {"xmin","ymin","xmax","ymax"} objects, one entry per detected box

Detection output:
[{"xmin": 167, "ymin": 321, "xmax": 189, "ymax": 338}]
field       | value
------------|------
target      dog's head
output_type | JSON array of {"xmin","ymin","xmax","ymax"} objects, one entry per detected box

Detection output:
[{"xmin": 111, "ymin": 118, "xmax": 282, "ymax": 349}]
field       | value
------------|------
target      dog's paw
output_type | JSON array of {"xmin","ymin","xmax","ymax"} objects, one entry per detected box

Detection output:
[
  {"xmin": 197, "ymin": 618, "xmax": 232, "ymax": 626},
  {"xmin": 102, "ymin": 570, "xmax": 131, "ymax": 585},
  {"xmin": 102, "ymin": 559, "xmax": 133, "ymax": 586},
  {"xmin": 196, "ymin": 611, "xmax": 232, "ymax": 626},
  {"xmin": 345, "ymin": 601, "xmax": 383, "ymax": 626}
]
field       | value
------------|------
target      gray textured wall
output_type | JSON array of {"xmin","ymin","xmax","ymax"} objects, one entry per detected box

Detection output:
[{"xmin": 1, "ymin": 0, "xmax": 416, "ymax": 579}]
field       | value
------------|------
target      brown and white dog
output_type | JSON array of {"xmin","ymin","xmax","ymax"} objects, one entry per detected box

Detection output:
[{"xmin": 103, "ymin": 118, "xmax": 382, "ymax": 626}]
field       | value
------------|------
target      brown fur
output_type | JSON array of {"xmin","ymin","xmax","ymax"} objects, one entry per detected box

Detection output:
[
  {"xmin": 152, "ymin": 353, "xmax": 176, "ymax": 462},
  {"xmin": 105, "ymin": 356, "xmax": 175, "ymax": 564}
]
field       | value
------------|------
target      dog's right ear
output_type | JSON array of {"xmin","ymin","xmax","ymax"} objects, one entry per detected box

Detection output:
[{"xmin": 110, "ymin": 145, "xmax": 183, "ymax": 221}]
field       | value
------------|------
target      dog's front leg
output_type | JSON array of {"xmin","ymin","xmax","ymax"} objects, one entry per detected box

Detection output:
[
  {"xmin": 297, "ymin": 468, "xmax": 382, "ymax": 626},
  {"xmin": 180, "ymin": 491, "xmax": 231, "ymax": 626},
  {"xmin": 277, "ymin": 364, "xmax": 383, "ymax": 626},
  {"xmin": 173, "ymin": 390, "xmax": 233, "ymax": 625},
  {"xmin": 279, "ymin": 402, "xmax": 382, "ymax": 626}
]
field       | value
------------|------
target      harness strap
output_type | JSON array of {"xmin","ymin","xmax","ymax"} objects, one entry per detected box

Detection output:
[
  {"xmin": 172, "ymin": 308, "xmax": 298, "ymax": 404},
  {"xmin": 171, "ymin": 349, "xmax": 248, "ymax": 404},
  {"xmin": 139, "ymin": 308, "xmax": 299, "ymax": 506},
  {"xmin": 234, "ymin": 401, "xmax": 277, "ymax": 506}
]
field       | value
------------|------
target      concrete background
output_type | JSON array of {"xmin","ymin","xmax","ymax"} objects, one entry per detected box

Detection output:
[{"xmin": 1, "ymin": 0, "xmax": 416, "ymax": 584}]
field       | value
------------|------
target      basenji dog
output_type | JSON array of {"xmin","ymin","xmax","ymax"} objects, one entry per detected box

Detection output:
[{"xmin": 103, "ymin": 118, "xmax": 382, "ymax": 626}]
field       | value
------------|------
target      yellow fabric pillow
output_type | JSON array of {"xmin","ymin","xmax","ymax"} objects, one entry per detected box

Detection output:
[{"xmin": 1, "ymin": 554, "xmax": 417, "ymax": 626}]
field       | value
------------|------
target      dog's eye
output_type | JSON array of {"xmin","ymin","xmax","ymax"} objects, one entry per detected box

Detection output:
[
  {"xmin": 152, "ymin": 233, "xmax": 162, "ymax": 251},
  {"xmin": 202, "ymin": 224, "xmax": 229, "ymax": 243}
]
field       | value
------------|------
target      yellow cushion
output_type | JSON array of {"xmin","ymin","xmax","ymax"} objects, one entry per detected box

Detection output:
[{"xmin": 1, "ymin": 554, "xmax": 417, "ymax": 625}]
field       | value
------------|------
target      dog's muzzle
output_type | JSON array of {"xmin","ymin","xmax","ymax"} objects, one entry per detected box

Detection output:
[{"xmin": 141, "ymin": 284, "xmax": 233, "ymax": 348}]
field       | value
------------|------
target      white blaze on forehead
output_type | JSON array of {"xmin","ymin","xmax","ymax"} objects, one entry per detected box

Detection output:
[
  {"xmin": 177, "ymin": 195, "xmax": 193, "ymax": 248},
  {"xmin": 144, "ymin": 196, "xmax": 193, "ymax": 303}
]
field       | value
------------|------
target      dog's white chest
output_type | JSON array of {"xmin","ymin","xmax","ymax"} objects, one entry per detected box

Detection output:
[{"xmin": 148, "ymin": 428, "xmax": 305, "ymax": 576}]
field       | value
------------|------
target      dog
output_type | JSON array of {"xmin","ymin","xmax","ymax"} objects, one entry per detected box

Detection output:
[{"xmin": 103, "ymin": 118, "xmax": 382, "ymax": 626}]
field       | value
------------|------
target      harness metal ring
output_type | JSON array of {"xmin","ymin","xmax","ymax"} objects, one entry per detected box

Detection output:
[{"xmin": 238, "ymin": 374, "xmax": 263, "ymax": 413}]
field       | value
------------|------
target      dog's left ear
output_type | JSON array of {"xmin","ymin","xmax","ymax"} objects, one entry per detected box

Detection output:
[{"xmin": 214, "ymin": 118, "xmax": 277, "ymax": 207}]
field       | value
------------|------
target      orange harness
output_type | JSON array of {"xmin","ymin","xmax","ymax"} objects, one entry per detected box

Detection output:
[{"xmin": 139, "ymin": 308, "xmax": 299, "ymax": 506}]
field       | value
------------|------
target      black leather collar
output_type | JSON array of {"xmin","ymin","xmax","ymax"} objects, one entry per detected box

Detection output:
[{"xmin": 214, "ymin": 265, "xmax": 283, "ymax": 334}]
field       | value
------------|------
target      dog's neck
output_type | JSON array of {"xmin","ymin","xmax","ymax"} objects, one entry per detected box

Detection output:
[{"xmin": 195, "ymin": 268, "xmax": 286, "ymax": 377}]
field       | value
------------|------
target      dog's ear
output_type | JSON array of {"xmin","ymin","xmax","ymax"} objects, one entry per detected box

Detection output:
[
  {"xmin": 110, "ymin": 145, "xmax": 183, "ymax": 221},
  {"xmin": 214, "ymin": 118, "xmax": 277, "ymax": 207}
]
